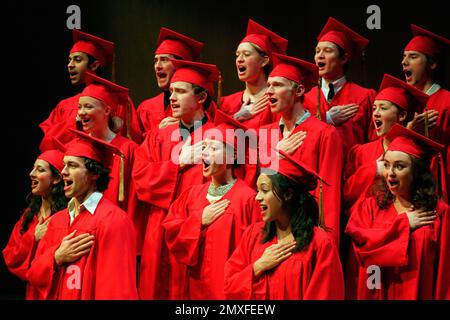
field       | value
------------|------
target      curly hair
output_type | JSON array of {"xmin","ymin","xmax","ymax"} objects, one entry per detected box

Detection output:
[
  {"xmin": 83, "ymin": 157, "xmax": 111, "ymax": 192},
  {"xmin": 20, "ymin": 164, "xmax": 68, "ymax": 234},
  {"xmin": 372, "ymin": 154, "xmax": 438, "ymax": 211},
  {"xmin": 260, "ymin": 170, "xmax": 319, "ymax": 252}
]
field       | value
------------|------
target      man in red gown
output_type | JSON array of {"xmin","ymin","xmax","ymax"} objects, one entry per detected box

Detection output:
[
  {"xmin": 402, "ymin": 24, "xmax": 449, "ymax": 202},
  {"xmin": 304, "ymin": 17, "xmax": 376, "ymax": 155},
  {"xmin": 132, "ymin": 59, "xmax": 220, "ymax": 299},
  {"xmin": 259, "ymin": 52, "xmax": 343, "ymax": 246},
  {"xmin": 136, "ymin": 27, "xmax": 205, "ymax": 133},
  {"xmin": 27, "ymin": 133, "xmax": 138, "ymax": 299},
  {"xmin": 219, "ymin": 19, "xmax": 288, "ymax": 129},
  {"xmin": 39, "ymin": 29, "xmax": 142, "ymax": 150}
]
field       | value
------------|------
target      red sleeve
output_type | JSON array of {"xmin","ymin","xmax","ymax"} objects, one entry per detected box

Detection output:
[
  {"xmin": 345, "ymin": 198, "xmax": 410, "ymax": 268},
  {"xmin": 26, "ymin": 221, "xmax": 61, "ymax": 299},
  {"xmin": 304, "ymin": 233, "xmax": 344, "ymax": 300},
  {"xmin": 435, "ymin": 201, "xmax": 450, "ymax": 299},
  {"xmin": 2, "ymin": 214, "xmax": 37, "ymax": 280},
  {"xmin": 119, "ymin": 142, "xmax": 148, "ymax": 256},
  {"xmin": 318, "ymin": 126, "xmax": 343, "ymax": 245},
  {"xmin": 343, "ymin": 162, "xmax": 377, "ymax": 211},
  {"xmin": 162, "ymin": 188, "xmax": 204, "ymax": 266},
  {"xmin": 132, "ymin": 129, "xmax": 179, "ymax": 210},
  {"xmin": 224, "ymin": 225, "xmax": 267, "ymax": 300},
  {"xmin": 353, "ymin": 89, "xmax": 376, "ymax": 144},
  {"xmin": 39, "ymin": 100, "xmax": 64, "ymax": 135},
  {"xmin": 92, "ymin": 211, "xmax": 138, "ymax": 299}
]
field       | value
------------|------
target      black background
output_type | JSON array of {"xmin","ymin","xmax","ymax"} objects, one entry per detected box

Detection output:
[{"xmin": 1, "ymin": 0, "xmax": 449, "ymax": 300}]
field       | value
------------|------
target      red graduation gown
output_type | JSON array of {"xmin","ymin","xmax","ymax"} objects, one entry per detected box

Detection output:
[
  {"xmin": 2, "ymin": 211, "xmax": 43, "ymax": 300},
  {"xmin": 220, "ymin": 91, "xmax": 278, "ymax": 129},
  {"xmin": 103, "ymin": 135, "xmax": 148, "ymax": 256},
  {"xmin": 260, "ymin": 117, "xmax": 344, "ymax": 245},
  {"xmin": 345, "ymin": 197, "xmax": 449, "ymax": 300},
  {"xmin": 224, "ymin": 222, "xmax": 344, "ymax": 300},
  {"xmin": 427, "ymin": 88, "xmax": 450, "ymax": 202},
  {"xmin": 343, "ymin": 139, "xmax": 384, "ymax": 211},
  {"xmin": 132, "ymin": 120, "xmax": 214, "ymax": 299},
  {"xmin": 162, "ymin": 179, "xmax": 261, "ymax": 299},
  {"xmin": 304, "ymin": 82, "xmax": 377, "ymax": 155},
  {"xmin": 39, "ymin": 95, "xmax": 143, "ymax": 149},
  {"xmin": 26, "ymin": 197, "xmax": 138, "ymax": 300},
  {"xmin": 436, "ymin": 196, "xmax": 450, "ymax": 299},
  {"xmin": 136, "ymin": 93, "xmax": 170, "ymax": 134}
]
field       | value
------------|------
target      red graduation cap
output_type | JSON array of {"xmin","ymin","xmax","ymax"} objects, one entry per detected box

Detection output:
[
  {"xmin": 240, "ymin": 19, "xmax": 288, "ymax": 56},
  {"xmin": 375, "ymin": 73, "xmax": 429, "ymax": 114},
  {"xmin": 66, "ymin": 129, "xmax": 126, "ymax": 201},
  {"xmin": 385, "ymin": 124, "xmax": 444, "ymax": 161},
  {"xmin": 405, "ymin": 24, "xmax": 450, "ymax": 58},
  {"xmin": 170, "ymin": 59, "xmax": 220, "ymax": 96},
  {"xmin": 155, "ymin": 27, "xmax": 204, "ymax": 61},
  {"xmin": 38, "ymin": 137, "xmax": 67, "ymax": 173},
  {"xmin": 262, "ymin": 148, "xmax": 325, "ymax": 191},
  {"xmin": 66, "ymin": 128, "xmax": 123, "ymax": 165},
  {"xmin": 210, "ymin": 109, "xmax": 251, "ymax": 149},
  {"xmin": 81, "ymin": 72, "xmax": 129, "ymax": 113},
  {"xmin": 70, "ymin": 29, "xmax": 114, "ymax": 67},
  {"xmin": 269, "ymin": 53, "xmax": 319, "ymax": 91},
  {"xmin": 317, "ymin": 17, "xmax": 369, "ymax": 59}
]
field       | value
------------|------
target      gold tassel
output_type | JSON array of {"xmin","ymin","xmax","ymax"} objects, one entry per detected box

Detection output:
[
  {"xmin": 316, "ymin": 77, "xmax": 322, "ymax": 121},
  {"xmin": 118, "ymin": 154, "xmax": 125, "ymax": 202},
  {"xmin": 217, "ymin": 72, "xmax": 223, "ymax": 110},
  {"xmin": 319, "ymin": 180, "xmax": 324, "ymax": 227},
  {"xmin": 126, "ymin": 97, "xmax": 132, "ymax": 140},
  {"xmin": 424, "ymin": 107, "xmax": 429, "ymax": 138}
]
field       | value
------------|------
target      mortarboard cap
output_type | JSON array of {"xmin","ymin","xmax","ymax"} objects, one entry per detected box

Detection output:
[
  {"xmin": 240, "ymin": 19, "xmax": 288, "ymax": 57},
  {"xmin": 262, "ymin": 148, "xmax": 325, "ymax": 191},
  {"xmin": 38, "ymin": 137, "xmax": 67, "ymax": 173},
  {"xmin": 70, "ymin": 29, "xmax": 114, "ymax": 67},
  {"xmin": 405, "ymin": 24, "xmax": 450, "ymax": 58},
  {"xmin": 155, "ymin": 27, "xmax": 204, "ymax": 61},
  {"xmin": 170, "ymin": 59, "xmax": 220, "ymax": 96},
  {"xmin": 81, "ymin": 72, "xmax": 129, "ymax": 113},
  {"xmin": 269, "ymin": 53, "xmax": 319, "ymax": 91},
  {"xmin": 375, "ymin": 73, "xmax": 429, "ymax": 115},
  {"xmin": 317, "ymin": 17, "xmax": 369, "ymax": 59},
  {"xmin": 385, "ymin": 124, "xmax": 444, "ymax": 161}
]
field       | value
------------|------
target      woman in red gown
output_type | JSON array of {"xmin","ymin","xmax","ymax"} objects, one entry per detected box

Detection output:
[
  {"xmin": 3, "ymin": 147, "xmax": 67, "ymax": 299},
  {"xmin": 345, "ymin": 124, "xmax": 449, "ymax": 299},
  {"xmin": 224, "ymin": 149, "xmax": 344, "ymax": 300}
]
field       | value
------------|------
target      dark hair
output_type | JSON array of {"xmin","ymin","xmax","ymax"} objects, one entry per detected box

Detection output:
[
  {"xmin": 20, "ymin": 165, "xmax": 68, "ymax": 234},
  {"xmin": 372, "ymin": 154, "xmax": 437, "ymax": 210},
  {"xmin": 83, "ymin": 157, "xmax": 111, "ymax": 192},
  {"xmin": 336, "ymin": 45, "xmax": 349, "ymax": 74},
  {"xmin": 260, "ymin": 170, "xmax": 319, "ymax": 252},
  {"xmin": 192, "ymin": 84, "xmax": 212, "ymax": 110}
]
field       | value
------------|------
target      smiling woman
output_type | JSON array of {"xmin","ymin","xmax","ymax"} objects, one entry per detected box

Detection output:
[
  {"xmin": 224, "ymin": 149, "xmax": 344, "ymax": 300},
  {"xmin": 345, "ymin": 124, "xmax": 450, "ymax": 299},
  {"xmin": 2, "ymin": 149, "xmax": 68, "ymax": 300}
]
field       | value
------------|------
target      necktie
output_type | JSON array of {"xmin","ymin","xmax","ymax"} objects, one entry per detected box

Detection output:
[{"xmin": 327, "ymin": 83, "xmax": 335, "ymax": 101}]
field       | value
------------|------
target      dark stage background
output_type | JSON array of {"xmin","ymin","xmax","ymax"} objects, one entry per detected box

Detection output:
[{"xmin": 1, "ymin": 0, "xmax": 448, "ymax": 299}]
